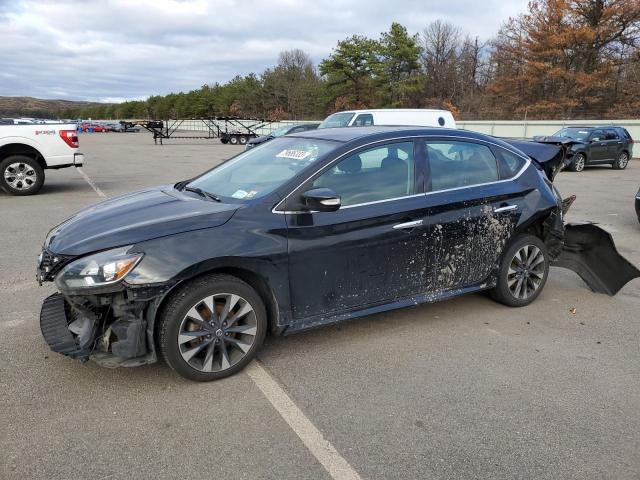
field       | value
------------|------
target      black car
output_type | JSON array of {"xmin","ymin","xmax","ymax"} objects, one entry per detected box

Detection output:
[
  {"xmin": 245, "ymin": 123, "xmax": 320, "ymax": 150},
  {"xmin": 540, "ymin": 126, "xmax": 634, "ymax": 172},
  {"xmin": 37, "ymin": 127, "xmax": 640, "ymax": 381}
]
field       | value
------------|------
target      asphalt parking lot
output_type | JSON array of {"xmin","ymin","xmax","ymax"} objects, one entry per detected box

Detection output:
[{"xmin": 1, "ymin": 132, "xmax": 639, "ymax": 480}]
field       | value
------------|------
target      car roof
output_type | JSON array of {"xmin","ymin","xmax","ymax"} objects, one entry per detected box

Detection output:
[{"xmin": 288, "ymin": 126, "xmax": 485, "ymax": 143}]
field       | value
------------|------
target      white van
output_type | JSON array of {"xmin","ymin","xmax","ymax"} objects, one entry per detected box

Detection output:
[{"xmin": 318, "ymin": 109, "xmax": 456, "ymax": 129}]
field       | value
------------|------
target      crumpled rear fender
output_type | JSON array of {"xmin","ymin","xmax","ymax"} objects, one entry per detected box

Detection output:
[{"xmin": 552, "ymin": 223, "xmax": 640, "ymax": 295}]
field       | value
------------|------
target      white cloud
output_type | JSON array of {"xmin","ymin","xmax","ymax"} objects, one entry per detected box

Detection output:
[{"xmin": 0, "ymin": 0, "xmax": 529, "ymax": 102}]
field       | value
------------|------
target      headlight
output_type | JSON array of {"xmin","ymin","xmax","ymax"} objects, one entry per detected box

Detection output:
[{"xmin": 55, "ymin": 246, "xmax": 143, "ymax": 289}]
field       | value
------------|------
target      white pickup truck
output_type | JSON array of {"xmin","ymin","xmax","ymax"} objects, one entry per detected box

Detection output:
[{"xmin": 0, "ymin": 123, "xmax": 84, "ymax": 195}]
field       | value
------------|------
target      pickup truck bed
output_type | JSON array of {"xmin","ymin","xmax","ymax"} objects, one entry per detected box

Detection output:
[{"xmin": 0, "ymin": 123, "xmax": 84, "ymax": 195}]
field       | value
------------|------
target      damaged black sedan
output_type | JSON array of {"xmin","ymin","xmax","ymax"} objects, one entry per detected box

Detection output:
[{"xmin": 38, "ymin": 127, "xmax": 640, "ymax": 381}]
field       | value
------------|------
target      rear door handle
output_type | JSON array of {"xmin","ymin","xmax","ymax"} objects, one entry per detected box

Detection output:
[
  {"xmin": 393, "ymin": 220, "xmax": 423, "ymax": 230},
  {"xmin": 493, "ymin": 205, "xmax": 518, "ymax": 213}
]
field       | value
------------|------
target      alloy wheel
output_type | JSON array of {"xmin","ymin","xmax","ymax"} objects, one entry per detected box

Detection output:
[
  {"xmin": 507, "ymin": 245, "xmax": 545, "ymax": 300},
  {"xmin": 4, "ymin": 162, "xmax": 37, "ymax": 190},
  {"xmin": 177, "ymin": 293, "xmax": 258, "ymax": 372},
  {"xmin": 574, "ymin": 154, "xmax": 585, "ymax": 172},
  {"xmin": 618, "ymin": 152, "xmax": 629, "ymax": 169}
]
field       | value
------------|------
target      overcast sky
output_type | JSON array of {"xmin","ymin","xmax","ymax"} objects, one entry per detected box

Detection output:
[{"xmin": 0, "ymin": 0, "xmax": 529, "ymax": 103}]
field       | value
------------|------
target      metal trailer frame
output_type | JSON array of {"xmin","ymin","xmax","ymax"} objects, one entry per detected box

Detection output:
[{"xmin": 129, "ymin": 117, "xmax": 277, "ymax": 145}]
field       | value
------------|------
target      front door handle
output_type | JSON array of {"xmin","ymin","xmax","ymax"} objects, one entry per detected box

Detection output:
[
  {"xmin": 493, "ymin": 204, "xmax": 518, "ymax": 213},
  {"xmin": 393, "ymin": 219, "xmax": 423, "ymax": 230}
]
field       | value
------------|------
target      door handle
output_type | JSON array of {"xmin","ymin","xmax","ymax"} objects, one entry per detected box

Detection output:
[
  {"xmin": 493, "ymin": 204, "xmax": 518, "ymax": 213},
  {"xmin": 393, "ymin": 219, "xmax": 423, "ymax": 230}
]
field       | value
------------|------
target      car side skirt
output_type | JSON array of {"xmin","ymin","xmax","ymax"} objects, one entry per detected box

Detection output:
[{"xmin": 281, "ymin": 280, "xmax": 496, "ymax": 335}]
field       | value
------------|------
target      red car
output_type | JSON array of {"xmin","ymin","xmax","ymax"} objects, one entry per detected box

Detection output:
[{"xmin": 81, "ymin": 123, "xmax": 109, "ymax": 132}]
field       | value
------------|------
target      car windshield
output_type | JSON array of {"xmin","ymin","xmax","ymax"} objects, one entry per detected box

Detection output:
[
  {"xmin": 270, "ymin": 126, "xmax": 292, "ymax": 137},
  {"xmin": 187, "ymin": 137, "xmax": 337, "ymax": 201},
  {"xmin": 553, "ymin": 127, "xmax": 591, "ymax": 141},
  {"xmin": 318, "ymin": 112, "xmax": 355, "ymax": 129}
]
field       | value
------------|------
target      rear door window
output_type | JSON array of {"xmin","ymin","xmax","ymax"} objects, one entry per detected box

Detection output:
[
  {"xmin": 604, "ymin": 129, "xmax": 619, "ymax": 140},
  {"xmin": 425, "ymin": 141, "xmax": 499, "ymax": 191},
  {"xmin": 496, "ymin": 149, "xmax": 527, "ymax": 179}
]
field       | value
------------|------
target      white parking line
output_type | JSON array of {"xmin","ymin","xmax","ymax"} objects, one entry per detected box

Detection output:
[
  {"xmin": 245, "ymin": 361, "xmax": 362, "ymax": 480},
  {"xmin": 75, "ymin": 167, "xmax": 106, "ymax": 198}
]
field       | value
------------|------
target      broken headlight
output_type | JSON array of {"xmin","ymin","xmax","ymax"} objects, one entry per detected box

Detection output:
[{"xmin": 55, "ymin": 246, "xmax": 143, "ymax": 289}]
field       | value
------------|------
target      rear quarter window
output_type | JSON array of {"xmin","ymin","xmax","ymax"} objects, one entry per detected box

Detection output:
[{"xmin": 496, "ymin": 149, "xmax": 527, "ymax": 179}]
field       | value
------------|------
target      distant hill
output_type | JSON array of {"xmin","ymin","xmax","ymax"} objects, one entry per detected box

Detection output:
[{"xmin": 0, "ymin": 96, "xmax": 112, "ymax": 118}]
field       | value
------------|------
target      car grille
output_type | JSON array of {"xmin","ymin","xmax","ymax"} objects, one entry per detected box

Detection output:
[{"xmin": 38, "ymin": 249, "xmax": 73, "ymax": 283}]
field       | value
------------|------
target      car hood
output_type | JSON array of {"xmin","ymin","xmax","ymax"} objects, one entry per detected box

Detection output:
[{"xmin": 47, "ymin": 185, "xmax": 239, "ymax": 256}]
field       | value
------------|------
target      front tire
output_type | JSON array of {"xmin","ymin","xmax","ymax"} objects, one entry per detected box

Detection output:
[
  {"xmin": 0, "ymin": 155, "xmax": 45, "ymax": 195},
  {"xmin": 490, "ymin": 234, "xmax": 549, "ymax": 307},
  {"xmin": 158, "ymin": 274, "xmax": 267, "ymax": 381},
  {"xmin": 612, "ymin": 151, "xmax": 629, "ymax": 170},
  {"xmin": 569, "ymin": 153, "xmax": 586, "ymax": 172}
]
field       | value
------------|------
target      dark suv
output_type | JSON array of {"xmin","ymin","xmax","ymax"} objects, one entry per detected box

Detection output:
[{"xmin": 545, "ymin": 126, "xmax": 634, "ymax": 172}]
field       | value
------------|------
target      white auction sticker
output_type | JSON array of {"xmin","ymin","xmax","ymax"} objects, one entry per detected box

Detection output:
[{"xmin": 276, "ymin": 149, "xmax": 311, "ymax": 160}]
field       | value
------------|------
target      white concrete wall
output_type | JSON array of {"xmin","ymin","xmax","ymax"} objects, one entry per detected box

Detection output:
[{"xmin": 456, "ymin": 119, "xmax": 640, "ymax": 140}]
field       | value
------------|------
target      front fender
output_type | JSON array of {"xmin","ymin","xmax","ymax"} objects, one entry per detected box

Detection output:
[{"xmin": 553, "ymin": 223, "xmax": 640, "ymax": 295}]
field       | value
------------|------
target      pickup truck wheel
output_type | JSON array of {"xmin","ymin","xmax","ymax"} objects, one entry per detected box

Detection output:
[
  {"xmin": 569, "ymin": 153, "xmax": 586, "ymax": 172},
  {"xmin": 0, "ymin": 155, "xmax": 44, "ymax": 196},
  {"xmin": 158, "ymin": 274, "xmax": 267, "ymax": 381},
  {"xmin": 490, "ymin": 234, "xmax": 549, "ymax": 307},
  {"xmin": 612, "ymin": 152, "xmax": 629, "ymax": 170}
]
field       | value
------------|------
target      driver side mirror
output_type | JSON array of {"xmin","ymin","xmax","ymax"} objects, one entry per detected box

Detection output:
[{"xmin": 301, "ymin": 188, "xmax": 341, "ymax": 212}]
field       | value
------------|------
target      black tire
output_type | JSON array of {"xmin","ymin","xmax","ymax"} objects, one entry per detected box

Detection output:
[
  {"xmin": 158, "ymin": 274, "xmax": 267, "ymax": 382},
  {"xmin": 239, "ymin": 136, "xmax": 248, "ymax": 145},
  {"xmin": 229, "ymin": 136, "xmax": 239, "ymax": 145},
  {"xmin": 490, "ymin": 234, "xmax": 549, "ymax": 307},
  {"xmin": 220, "ymin": 138, "xmax": 229, "ymax": 144},
  {"xmin": 0, "ymin": 155, "xmax": 45, "ymax": 196},
  {"xmin": 612, "ymin": 151, "xmax": 630, "ymax": 170},
  {"xmin": 568, "ymin": 153, "xmax": 586, "ymax": 172}
]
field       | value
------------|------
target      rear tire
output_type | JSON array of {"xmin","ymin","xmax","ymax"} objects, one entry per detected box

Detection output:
[
  {"xmin": 158, "ymin": 274, "xmax": 267, "ymax": 382},
  {"xmin": 239, "ymin": 136, "xmax": 248, "ymax": 145},
  {"xmin": 490, "ymin": 234, "xmax": 549, "ymax": 307},
  {"xmin": 0, "ymin": 155, "xmax": 45, "ymax": 196},
  {"xmin": 612, "ymin": 151, "xmax": 629, "ymax": 170},
  {"xmin": 569, "ymin": 153, "xmax": 586, "ymax": 172},
  {"xmin": 229, "ymin": 136, "xmax": 239, "ymax": 145}
]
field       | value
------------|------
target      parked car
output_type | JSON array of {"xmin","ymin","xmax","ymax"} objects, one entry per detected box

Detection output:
[
  {"xmin": 0, "ymin": 122, "xmax": 83, "ymax": 195},
  {"xmin": 81, "ymin": 123, "xmax": 108, "ymax": 133},
  {"xmin": 37, "ymin": 126, "xmax": 639, "ymax": 381},
  {"xmin": 112, "ymin": 121, "xmax": 141, "ymax": 133},
  {"xmin": 245, "ymin": 123, "xmax": 320, "ymax": 150},
  {"xmin": 538, "ymin": 126, "xmax": 634, "ymax": 172},
  {"xmin": 318, "ymin": 109, "xmax": 456, "ymax": 129}
]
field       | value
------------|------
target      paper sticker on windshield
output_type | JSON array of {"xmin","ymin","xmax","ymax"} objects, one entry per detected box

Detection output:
[
  {"xmin": 276, "ymin": 149, "xmax": 311, "ymax": 160},
  {"xmin": 232, "ymin": 190, "xmax": 248, "ymax": 199}
]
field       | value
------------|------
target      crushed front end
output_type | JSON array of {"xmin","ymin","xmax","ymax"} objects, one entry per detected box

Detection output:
[{"xmin": 37, "ymin": 247, "xmax": 169, "ymax": 367}]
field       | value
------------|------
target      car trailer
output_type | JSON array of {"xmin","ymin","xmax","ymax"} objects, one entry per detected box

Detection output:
[{"xmin": 131, "ymin": 117, "xmax": 278, "ymax": 145}]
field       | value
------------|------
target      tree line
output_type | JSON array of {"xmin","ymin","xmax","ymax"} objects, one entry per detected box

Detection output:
[{"xmin": 53, "ymin": 0, "xmax": 640, "ymax": 121}]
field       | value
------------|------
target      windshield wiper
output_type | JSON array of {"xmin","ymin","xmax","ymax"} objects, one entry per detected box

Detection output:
[{"xmin": 182, "ymin": 185, "xmax": 221, "ymax": 202}]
